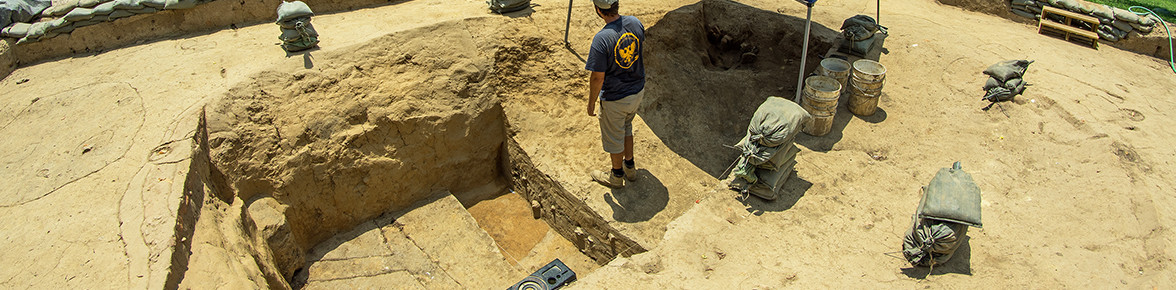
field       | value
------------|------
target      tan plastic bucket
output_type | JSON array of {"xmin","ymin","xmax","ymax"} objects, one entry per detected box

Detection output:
[
  {"xmin": 816, "ymin": 58, "xmax": 851, "ymax": 91},
  {"xmin": 800, "ymin": 75, "xmax": 841, "ymax": 136},
  {"xmin": 849, "ymin": 59, "xmax": 886, "ymax": 116}
]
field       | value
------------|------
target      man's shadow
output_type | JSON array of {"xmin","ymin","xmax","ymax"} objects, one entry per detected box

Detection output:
[{"xmin": 604, "ymin": 169, "xmax": 669, "ymax": 223}]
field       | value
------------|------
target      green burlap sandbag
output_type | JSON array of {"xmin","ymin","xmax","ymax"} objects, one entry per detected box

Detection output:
[
  {"xmin": 983, "ymin": 60, "xmax": 1032, "ymax": 83},
  {"xmin": 902, "ymin": 216, "xmax": 969, "ymax": 267},
  {"xmin": 917, "ymin": 162, "xmax": 982, "ymax": 227},
  {"xmin": 487, "ymin": 0, "xmax": 529, "ymax": 13}
]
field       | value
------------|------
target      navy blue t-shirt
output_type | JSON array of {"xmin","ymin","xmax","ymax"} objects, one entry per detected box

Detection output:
[{"xmin": 585, "ymin": 15, "xmax": 646, "ymax": 101}]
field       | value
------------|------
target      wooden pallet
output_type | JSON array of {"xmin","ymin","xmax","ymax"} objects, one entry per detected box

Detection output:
[{"xmin": 1038, "ymin": 6, "xmax": 1099, "ymax": 49}]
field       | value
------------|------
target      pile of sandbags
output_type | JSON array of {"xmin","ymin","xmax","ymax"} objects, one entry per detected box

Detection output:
[
  {"xmin": 729, "ymin": 96, "xmax": 811, "ymax": 201},
  {"xmin": 1, "ymin": 0, "xmax": 51, "ymax": 29},
  {"xmin": 1009, "ymin": 0, "xmax": 1161, "ymax": 42},
  {"xmin": 902, "ymin": 162, "xmax": 983, "ymax": 267},
  {"xmin": 982, "ymin": 59, "xmax": 1033, "ymax": 103},
  {"xmin": 0, "ymin": 0, "xmax": 212, "ymax": 44},
  {"xmin": 276, "ymin": 1, "xmax": 316, "ymax": 52}
]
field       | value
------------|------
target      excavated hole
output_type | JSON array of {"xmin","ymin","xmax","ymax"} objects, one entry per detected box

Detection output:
[
  {"xmin": 208, "ymin": 91, "xmax": 619, "ymax": 287},
  {"xmin": 201, "ymin": 21, "xmax": 641, "ymax": 288},
  {"xmin": 194, "ymin": 2, "xmax": 825, "ymax": 286},
  {"xmin": 642, "ymin": 0, "xmax": 836, "ymax": 177}
]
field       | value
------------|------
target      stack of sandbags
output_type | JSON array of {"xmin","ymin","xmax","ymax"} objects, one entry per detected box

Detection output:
[
  {"xmin": 1008, "ymin": 0, "xmax": 1161, "ymax": 42},
  {"xmin": 982, "ymin": 59, "xmax": 1033, "ymax": 103},
  {"xmin": 1, "ymin": 0, "xmax": 211, "ymax": 44},
  {"xmin": 1092, "ymin": 4, "xmax": 1159, "ymax": 42},
  {"xmin": 729, "ymin": 96, "xmax": 811, "ymax": 201},
  {"xmin": 275, "ymin": 1, "xmax": 317, "ymax": 52},
  {"xmin": 902, "ymin": 162, "xmax": 983, "ymax": 267},
  {"xmin": 983, "ymin": 59, "xmax": 1030, "ymax": 102},
  {"xmin": 0, "ymin": 0, "xmax": 51, "ymax": 28}
]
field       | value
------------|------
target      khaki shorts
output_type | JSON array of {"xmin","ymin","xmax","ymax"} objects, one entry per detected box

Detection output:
[{"xmin": 599, "ymin": 89, "xmax": 644, "ymax": 154}]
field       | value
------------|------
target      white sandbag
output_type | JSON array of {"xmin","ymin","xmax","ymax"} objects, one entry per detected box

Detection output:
[
  {"xmin": 92, "ymin": 1, "xmax": 114, "ymax": 14},
  {"xmin": 77, "ymin": 0, "xmax": 101, "ymax": 8},
  {"xmin": 63, "ymin": 7, "xmax": 93, "ymax": 21},
  {"xmin": 1056, "ymin": 0, "xmax": 1084, "ymax": 12},
  {"xmin": 23, "ymin": 19, "xmax": 54, "ymax": 38},
  {"xmin": 111, "ymin": 0, "xmax": 143, "ymax": 9},
  {"xmin": 1112, "ymin": 7, "xmax": 1141, "ymax": 24},
  {"xmin": 43, "ymin": 0, "xmax": 79, "ymax": 17},
  {"xmin": 2, "ymin": 22, "xmax": 32, "ymax": 37},
  {"xmin": 1091, "ymin": 5, "xmax": 1113, "ymax": 19},
  {"xmin": 276, "ymin": 1, "xmax": 313, "ymax": 23}
]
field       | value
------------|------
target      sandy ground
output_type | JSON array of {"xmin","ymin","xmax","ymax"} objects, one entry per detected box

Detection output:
[{"xmin": 0, "ymin": 0, "xmax": 1174, "ymax": 288}]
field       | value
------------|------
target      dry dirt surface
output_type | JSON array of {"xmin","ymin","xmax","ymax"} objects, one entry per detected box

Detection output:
[{"xmin": 0, "ymin": 0, "xmax": 1175, "ymax": 288}]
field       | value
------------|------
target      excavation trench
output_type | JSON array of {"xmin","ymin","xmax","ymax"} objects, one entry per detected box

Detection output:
[
  {"xmin": 195, "ymin": 17, "xmax": 643, "ymax": 288},
  {"xmin": 186, "ymin": 1, "xmax": 832, "ymax": 287},
  {"xmin": 204, "ymin": 75, "xmax": 637, "ymax": 287}
]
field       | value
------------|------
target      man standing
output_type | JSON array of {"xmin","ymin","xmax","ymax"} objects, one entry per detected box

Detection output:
[{"xmin": 586, "ymin": 0, "xmax": 645, "ymax": 188}]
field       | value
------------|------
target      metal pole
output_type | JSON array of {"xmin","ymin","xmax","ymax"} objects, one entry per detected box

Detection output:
[
  {"xmin": 877, "ymin": 0, "xmax": 880, "ymax": 26},
  {"xmin": 794, "ymin": 3, "xmax": 813, "ymax": 103},
  {"xmin": 564, "ymin": 0, "xmax": 574, "ymax": 46}
]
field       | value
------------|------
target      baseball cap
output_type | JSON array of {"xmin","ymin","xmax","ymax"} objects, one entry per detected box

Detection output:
[{"xmin": 593, "ymin": 0, "xmax": 616, "ymax": 9}]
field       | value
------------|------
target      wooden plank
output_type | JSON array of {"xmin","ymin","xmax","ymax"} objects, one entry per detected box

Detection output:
[
  {"xmin": 1042, "ymin": 6, "xmax": 1099, "ymax": 27},
  {"xmin": 1040, "ymin": 20, "xmax": 1098, "ymax": 40}
]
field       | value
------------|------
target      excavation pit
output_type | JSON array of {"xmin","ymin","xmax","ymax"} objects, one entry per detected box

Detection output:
[
  {"xmin": 190, "ymin": 1, "xmax": 834, "ymax": 288},
  {"xmin": 198, "ymin": 17, "xmax": 642, "ymax": 288}
]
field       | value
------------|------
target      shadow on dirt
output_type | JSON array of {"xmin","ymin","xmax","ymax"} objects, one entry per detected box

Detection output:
[
  {"xmin": 900, "ymin": 236, "xmax": 973, "ymax": 278},
  {"xmin": 638, "ymin": 0, "xmax": 838, "ymax": 178},
  {"xmin": 736, "ymin": 172, "xmax": 813, "ymax": 216},
  {"xmin": 604, "ymin": 169, "xmax": 669, "ymax": 223}
]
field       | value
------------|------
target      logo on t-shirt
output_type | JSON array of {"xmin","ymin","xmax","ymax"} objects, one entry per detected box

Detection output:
[{"xmin": 614, "ymin": 32, "xmax": 640, "ymax": 69}]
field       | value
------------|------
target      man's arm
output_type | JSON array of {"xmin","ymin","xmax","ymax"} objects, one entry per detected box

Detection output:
[{"xmin": 587, "ymin": 71, "xmax": 605, "ymax": 116}]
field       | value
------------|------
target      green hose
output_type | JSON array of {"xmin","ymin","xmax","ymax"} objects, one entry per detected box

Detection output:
[{"xmin": 1129, "ymin": 6, "xmax": 1176, "ymax": 74}]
